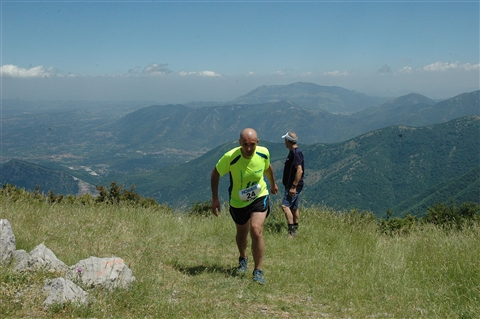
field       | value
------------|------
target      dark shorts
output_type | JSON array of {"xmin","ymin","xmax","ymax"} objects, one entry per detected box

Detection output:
[
  {"xmin": 229, "ymin": 195, "xmax": 270, "ymax": 225},
  {"xmin": 282, "ymin": 188, "xmax": 301, "ymax": 210}
]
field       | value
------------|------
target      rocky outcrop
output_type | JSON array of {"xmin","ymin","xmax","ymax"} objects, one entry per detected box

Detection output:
[{"xmin": 0, "ymin": 219, "xmax": 135, "ymax": 309}]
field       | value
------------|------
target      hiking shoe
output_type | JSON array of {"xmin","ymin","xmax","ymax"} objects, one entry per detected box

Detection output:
[
  {"xmin": 236, "ymin": 257, "xmax": 248, "ymax": 275},
  {"xmin": 253, "ymin": 269, "xmax": 265, "ymax": 284},
  {"xmin": 288, "ymin": 224, "xmax": 297, "ymax": 238}
]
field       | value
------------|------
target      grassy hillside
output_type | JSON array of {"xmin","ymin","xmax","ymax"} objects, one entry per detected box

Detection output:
[{"xmin": 1, "ymin": 192, "xmax": 479, "ymax": 318}]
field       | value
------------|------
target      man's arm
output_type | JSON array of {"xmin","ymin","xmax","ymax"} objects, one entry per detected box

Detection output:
[
  {"xmin": 292, "ymin": 164, "xmax": 303, "ymax": 187},
  {"xmin": 289, "ymin": 164, "xmax": 303, "ymax": 195},
  {"xmin": 264, "ymin": 164, "xmax": 278, "ymax": 195},
  {"xmin": 211, "ymin": 167, "xmax": 221, "ymax": 216}
]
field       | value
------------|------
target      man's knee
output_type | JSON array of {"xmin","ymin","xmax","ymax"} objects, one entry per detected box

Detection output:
[
  {"xmin": 250, "ymin": 221, "xmax": 264, "ymax": 237},
  {"xmin": 250, "ymin": 229, "xmax": 263, "ymax": 241}
]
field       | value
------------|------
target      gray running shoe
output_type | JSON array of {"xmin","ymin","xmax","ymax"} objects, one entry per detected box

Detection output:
[
  {"xmin": 253, "ymin": 269, "xmax": 265, "ymax": 284},
  {"xmin": 236, "ymin": 257, "xmax": 248, "ymax": 274}
]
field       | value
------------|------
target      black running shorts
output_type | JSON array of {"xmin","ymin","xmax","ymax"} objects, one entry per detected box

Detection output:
[{"xmin": 229, "ymin": 195, "xmax": 270, "ymax": 225}]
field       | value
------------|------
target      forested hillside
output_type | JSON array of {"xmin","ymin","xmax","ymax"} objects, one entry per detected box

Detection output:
[{"xmin": 110, "ymin": 116, "xmax": 479, "ymax": 217}]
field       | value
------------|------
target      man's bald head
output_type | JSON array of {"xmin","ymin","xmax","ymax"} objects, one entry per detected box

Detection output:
[
  {"xmin": 239, "ymin": 128, "xmax": 259, "ymax": 158},
  {"xmin": 240, "ymin": 128, "xmax": 258, "ymax": 141}
]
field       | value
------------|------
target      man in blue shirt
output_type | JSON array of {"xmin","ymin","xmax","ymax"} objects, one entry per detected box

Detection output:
[{"xmin": 281, "ymin": 131, "xmax": 304, "ymax": 238}]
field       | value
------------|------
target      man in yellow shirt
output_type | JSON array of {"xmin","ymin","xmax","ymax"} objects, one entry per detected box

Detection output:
[{"xmin": 211, "ymin": 128, "xmax": 278, "ymax": 284}]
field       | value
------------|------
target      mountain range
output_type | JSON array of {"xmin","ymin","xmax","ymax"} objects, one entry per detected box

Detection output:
[
  {"xmin": 1, "ymin": 82, "xmax": 478, "ymax": 217},
  {"xmin": 113, "ymin": 88, "xmax": 479, "ymax": 151}
]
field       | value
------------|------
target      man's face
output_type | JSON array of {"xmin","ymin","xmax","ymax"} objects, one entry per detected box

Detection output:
[{"xmin": 239, "ymin": 136, "xmax": 258, "ymax": 158}]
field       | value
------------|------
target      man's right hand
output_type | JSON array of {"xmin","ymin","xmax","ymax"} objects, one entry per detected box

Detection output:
[{"xmin": 211, "ymin": 198, "xmax": 221, "ymax": 217}]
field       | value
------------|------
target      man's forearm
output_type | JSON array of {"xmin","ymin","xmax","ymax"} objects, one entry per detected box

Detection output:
[
  {"xmin": 211, "ymin": 168, "xmax": 220, "ymax": 200},
  {"xmin": 293, "ymin": 165, "xmax": 303, "ymax": 186}
]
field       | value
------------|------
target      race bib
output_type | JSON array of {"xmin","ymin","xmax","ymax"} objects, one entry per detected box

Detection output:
[{"xmin": 239, "ymin": 184, "xmax": 260, "ymax": 202}]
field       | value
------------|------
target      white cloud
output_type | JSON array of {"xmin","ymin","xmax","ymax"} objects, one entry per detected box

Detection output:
[
  {"xmin": 323, "ymin": 71, "xmax": 349, "ymax": 77},
  {"xmin": 422, "ymin": 61, "xmax": 480, "ymax": 72},
  {"xmin": 398, "ymin": 66, "xmax": 413, "ymax": 74},
  {"xmin": 142, "ymin": 63, "xmax": 172, "ymax": 76},
  {"xmin": 1, "ymin": 64, "xmax": 60, "ymax": 78},
  {"xmin": 397, "ymin": 61, "xmax": 479, "ymax": 75},
  {"xmin": 178, "ymin": 70, "xmax": 221, "ymax": 77},
  {"xmin": 271, "ymin": 68, "xmax": 294, "ymax": 76},
  {"xmin": 459, "ymin": 63, "xmax": 480, "ymax": 71}
]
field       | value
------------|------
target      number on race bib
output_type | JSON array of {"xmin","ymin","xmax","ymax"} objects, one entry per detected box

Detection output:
[{"xmin": 239, "ymin": 184, "xmax": 260, "ymax": 202}]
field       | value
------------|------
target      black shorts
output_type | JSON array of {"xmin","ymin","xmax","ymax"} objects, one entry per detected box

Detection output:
[{"xmin": 229, "ymin": 196, "xmax": 270, "ymax": 225}]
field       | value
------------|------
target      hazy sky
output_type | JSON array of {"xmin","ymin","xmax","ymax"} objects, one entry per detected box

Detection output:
[{"xmin": 1, "ymin": 0, "xmax": 479, "ymax": 103}]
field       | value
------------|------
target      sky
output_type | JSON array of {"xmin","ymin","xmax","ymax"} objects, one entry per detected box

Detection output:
[{"xmin": 1, "ymin": 0, "xmax": 479, "ymax": 104}]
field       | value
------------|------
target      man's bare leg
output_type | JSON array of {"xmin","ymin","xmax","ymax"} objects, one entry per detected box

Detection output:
[
  {"xmin": 235, "ymin": 221, "xmax": 250, "ymax": 259},
  {"xmin": 249, "ymin": 210, "xmax": 267, "ymax": 270},
  {"xmin": 282, "ymin": 204, "xmax": 294, "ymax": 224}
]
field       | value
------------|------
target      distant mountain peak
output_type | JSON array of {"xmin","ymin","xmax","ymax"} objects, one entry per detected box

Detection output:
[
  {"xmin": 388, "ymin": 93, "xmax": 436, "ymax": 106},
  {"xmin": 228, "ymin": 82, "xmax": 390, "ymax": 113}
]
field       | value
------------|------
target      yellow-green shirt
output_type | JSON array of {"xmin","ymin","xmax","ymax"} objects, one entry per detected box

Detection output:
[{"xmin": 215, "ymin": 146, "xmax": 271, "ymax": 208}]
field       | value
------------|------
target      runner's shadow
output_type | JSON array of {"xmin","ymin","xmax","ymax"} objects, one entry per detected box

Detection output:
[{"xmin": 174, "ymin": 264, "xmax": 237, "ymax": 277}]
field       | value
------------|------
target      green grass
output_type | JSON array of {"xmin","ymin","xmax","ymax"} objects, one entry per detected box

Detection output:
[{"xmin": 1, "ymin": 196, "xmax": 479, "ymax": 318}]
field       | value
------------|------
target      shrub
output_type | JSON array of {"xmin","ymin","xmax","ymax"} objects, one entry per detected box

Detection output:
[
  {"xmin": 1, "ymin": 182, "xmax": 161, "ymax": 209},
  {"xmin": 422, "ymin": 201, "xmax": 480, "ymax": 230},
  {"xmin": 378, "ymin": 213, "xmax": 417, "ymax": 236},
  {"xmin": 188, "ymin": 200, "xmax": 213, "ymax": 217}
]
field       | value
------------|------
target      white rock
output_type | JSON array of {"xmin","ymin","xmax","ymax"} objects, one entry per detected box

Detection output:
[
  {"xmin": 27, "ymin": 244, "xmax": 68, "ymax": 272},
  {"xmin": 42, "ymin": 277, "xmax": 88, "ymax": 307},
  {"xmin": 0, "ymin": 219, "xmax": 16, "ymax": 264},
  {"xmin": 11, "ymin": 249, "xmax": 30, "ymax": 270},
  {"xmin": 67, "ymin": 256, "xmax": 135, "ymax": 289}
]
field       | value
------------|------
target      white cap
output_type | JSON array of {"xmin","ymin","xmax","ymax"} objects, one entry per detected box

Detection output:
[{"xmin": 282, "ymin": 132, "xmax": 297, "ymax": 143}]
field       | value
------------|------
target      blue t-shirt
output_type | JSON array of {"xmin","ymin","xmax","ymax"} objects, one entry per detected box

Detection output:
[{"xmin": 282, "ymin": 147, "xmax": 304, "ymax": 191}]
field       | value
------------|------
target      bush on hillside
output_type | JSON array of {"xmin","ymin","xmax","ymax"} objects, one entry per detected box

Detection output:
[
  {"xmin": 423, "ymin": 200, "xmax": 480, "ymax": 230},
  {"xmin": 378, "ymin": 212, "xmax": 417, "ymax": 236},
  {"xmin": 378, "ymin": 201, "xmax": 480, "ymax": 235},
  {"xmin": 93, "ymin": 182, "xmax": 160, "ymax": 208},
  {"xmin": 1, "ymin": 183, "xmax": 42, "ymax": 202},
  {"xmin": 1, "ymin": 182, "xmax": 161, "ymax": 209},
  {"xmin": 188, "ymin": 200, "xmax": 213, "ymax": 217}
]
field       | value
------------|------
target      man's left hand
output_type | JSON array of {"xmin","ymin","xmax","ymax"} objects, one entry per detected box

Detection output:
[{"xmin": 270, "ymin": 184, "xmax": 279, "ymax": 195}]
